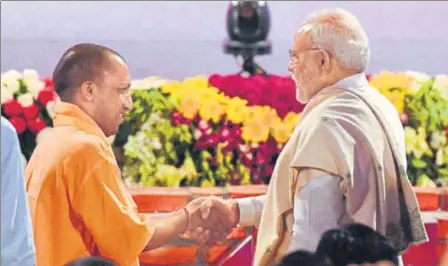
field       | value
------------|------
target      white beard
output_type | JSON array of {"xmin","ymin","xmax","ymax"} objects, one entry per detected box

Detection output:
[{"xmin": 292, "ymin": 75, "xmax": 309, "ymax": 104}]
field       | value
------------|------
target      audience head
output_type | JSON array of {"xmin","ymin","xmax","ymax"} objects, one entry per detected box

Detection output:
[
  {"xmin": 288, "ymin": 8, "xmax": 370, "ymax": 103},
  {"xmin": 315, "ymin": 224, "xmax": 399, "ymax": 266},
  {"xmin": 65, "ymin": 256, "xmax": 116, "ymax": 266},
  {"xmin": 277, "ymin": 250, "xmax": 334, "ymax": 266},
  {"xmin": 53, "ymin": 43, "xmax": 133, "ymax": 137}
]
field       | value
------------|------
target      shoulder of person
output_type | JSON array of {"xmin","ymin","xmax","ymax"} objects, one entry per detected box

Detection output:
[
  {"xmin": 1, "ymin": 116, "xmax": 20, "ymax": 153},
  {"xmin": 62, "ymin": 133, "xmax": 107, "ymax": 166},
  {"xmin": 1, "ymin": 116, "xmax": 19, "ymax": 139}
]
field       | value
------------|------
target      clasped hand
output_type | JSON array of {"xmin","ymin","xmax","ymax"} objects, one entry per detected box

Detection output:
[{"xmin": 182, "ymin": 196, "xmax": 239, "ymax": 244}]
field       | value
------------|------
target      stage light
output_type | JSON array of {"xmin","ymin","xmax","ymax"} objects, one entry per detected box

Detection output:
[
  {"xmin": 226, "ymin": 0, "xmax": 270, "ymax": 44},
  {"xmin": 223, "ymin": 0, "xmax": 272, "ymax": 75}
]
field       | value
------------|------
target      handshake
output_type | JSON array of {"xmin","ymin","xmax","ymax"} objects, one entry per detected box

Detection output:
[{"xmin": 181, "ymin": 197, "xmax": 240, "ymax": 244}]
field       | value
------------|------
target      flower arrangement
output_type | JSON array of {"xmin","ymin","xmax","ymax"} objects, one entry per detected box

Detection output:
[
  {"xmin": 119, "ymin": 75, "xmax": 304, "ymax": 187},
  {"xmin": 120, "ymin": 71, "xmax": 448, "ymax": 188},
  {"xmin": 1, "ymin": 69, "xmax": 58, "ymax": 160},
  {"xmin": 369, "ymin": 71, "xmax": 448, "ymax": 187},
  {"xmin": 2, "ymin": 68, "xmax": 446, "ymax": 188}
]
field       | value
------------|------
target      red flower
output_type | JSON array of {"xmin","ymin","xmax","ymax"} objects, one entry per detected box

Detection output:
[
  {"xmin": 251, "ymin": 171, "xmax": 262, "ymax": 184},
  {"xmin": 262, "ymin": 164, "xmax": 274, "ymax": 177},
  {"xmin": 3, "ymin": 99, "xmax": 23, "ymax": 117},
  {"xmin": 222, "ymin": 139, "xmax": 238, "ymax": 154},
  {"xmin": 170, "ymin": 112, "xmax": 193, "ymax": 126},
  {"xmin": 22, "ymin": 104, "xmax": 39, "ymax": 121},
  {"xmin": 27, "ymin": 118, "xmax": 47, "ymax": 134},
  {"xmin": 42, "ymin": 77, "xmax": 54, "ymax": 89},
  {"xmin": 255, "ymin": 151, "xmax": 270, "ymax": 165},
  {"xmin": 194, "ymin": 134, "xmax": 219, "ymax": 151},
  {"xmin": 38, "ymin": 89, "xmax": 56, "ymax": 106},
  {"xmin": 258, "ymin": 138, "xmax": 278, "ymax": 157},
  {"xmin": 240, "ymin": 152, "xmax": 253, "ymax": 167},
  {"xmin": 9, "ymin": 117, "xmax": 26, "ymax": 134}
]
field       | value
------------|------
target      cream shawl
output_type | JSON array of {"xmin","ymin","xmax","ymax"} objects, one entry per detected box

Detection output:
[{"xmin": 254, "ymin": 77, "xmax": 429, "ymax": 266}]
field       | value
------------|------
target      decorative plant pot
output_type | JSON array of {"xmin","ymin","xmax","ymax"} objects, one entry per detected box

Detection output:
[{"xmin": 414, "ymin": 187, "xmax": 442, "ymax": 211}]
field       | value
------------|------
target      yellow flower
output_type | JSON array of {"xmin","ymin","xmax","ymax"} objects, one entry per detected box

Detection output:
[
  {"xmin": 199, "ymin": 99, "xmax": 225, "ymax": 123},
  {"xmin": 369, "ymin": 71, "xmax": 413, "ymax": 93},
  {"xmin": 382, "ymin": 89, "xmax": 406, "ymax": 114},
  {"xmin": 182, "ymin": 76, "xmax": 209, "ymax": 90},
  {"xmin": 262, "ymin": 106, "xmax": 279, "ymax": 125},
  {"xmin": 242, "ymin": 119, "xmax": 270, "ymax": 144},
  {"xmin": 283, "ymin": 111, "xmax": 301, "ymax": 129},
  {"xmin": 201, "ymin": 178, "xmax": 215, "ymax": 188},
  {"xmin": 161, "ymin": 81, "xmax": 182, "ymax": 94},
  {"xmin": 271, "ymin": 118, "xmax": 291, "ymax": 144},
  {"xmin": 178, "ymin": 94, "xmax": 200, "ymax": 119},
  {"xmin": 227, "ymin": 97, "xmax": 248, "ymax": 124}
]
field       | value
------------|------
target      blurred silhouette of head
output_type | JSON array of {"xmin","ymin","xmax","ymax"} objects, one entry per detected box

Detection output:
[
  {"xmin": 277, "ymin": 250, "xmax": 334, "ymax": 266},
  {"xmin": 65, "ymin": 256, "xmax": 117, "ymax": 266},
  {"xmin": 315, "ymin": 223, "xmax": 399, "ymax": 266}
]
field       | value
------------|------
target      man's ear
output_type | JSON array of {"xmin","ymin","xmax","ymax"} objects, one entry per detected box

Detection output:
[
  {"xmin": 79, "ymin": 81, "xmax": 96, "ymax": 102},
  {"xmin": 320, "ymin": 50, "xmax": 331, "ymax": 72}
]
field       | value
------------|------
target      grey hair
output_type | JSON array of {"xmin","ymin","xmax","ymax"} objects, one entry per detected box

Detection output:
[{"xmin": 300, "ymin": 8, "xmax": 370, "ymax": 71}]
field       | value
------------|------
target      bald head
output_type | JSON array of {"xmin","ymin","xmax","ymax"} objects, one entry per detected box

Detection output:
[{"xmin": 52, "ymin": 43, "xmax": 126, "ymax": 101}]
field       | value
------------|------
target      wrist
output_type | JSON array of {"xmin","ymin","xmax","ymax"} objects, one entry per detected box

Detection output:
[
  {"xmin": 179, "ymin": 207, "xmax": 189, "ymax": 233},
  {"xmin": 229, "ymin": 199, "xmax": 240, "ymax": 227}
]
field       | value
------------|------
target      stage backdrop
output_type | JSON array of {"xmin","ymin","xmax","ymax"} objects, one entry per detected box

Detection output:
[{"xmin": 1, "ymin": 1, "xmax": 447, "ymax": 79}]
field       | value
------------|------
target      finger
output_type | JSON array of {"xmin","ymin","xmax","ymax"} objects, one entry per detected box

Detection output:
[
  {"xmin": 199, "ymin": 229, "xmax": 211, "ymax": 244},
  {"xmin": 200, "ymin": 199, "xmax": 213, "ymax": 220}
]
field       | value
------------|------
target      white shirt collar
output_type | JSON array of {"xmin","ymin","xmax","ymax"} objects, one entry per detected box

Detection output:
[{"xmin": 333, "ymin": 72, "xmax": 369, "ymax": 89}]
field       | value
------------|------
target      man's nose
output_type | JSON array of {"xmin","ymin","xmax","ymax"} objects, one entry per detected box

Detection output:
[
  {"xmin": 124, "ymin": 94, "xmax": 133, "ymax": 111},
  {"xmin": 287, "ymin": 61, "xmax": 293, "ymax": 73}
]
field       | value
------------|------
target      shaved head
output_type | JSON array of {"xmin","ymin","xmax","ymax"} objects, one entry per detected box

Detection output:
[{"xmin": 52, "ymin": 43, "xmax": 126, "ymax": 101}]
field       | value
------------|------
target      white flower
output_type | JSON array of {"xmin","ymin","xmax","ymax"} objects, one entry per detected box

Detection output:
[
  {"xmin": 17, "ymin": 93, "xmax": 34, "ymax": 107},
  {"xmin": 430, "ymin": 131, "xmax": 447, "ymax": 150},
  {"xmin": 436, "ymin": 149, "xmax": 444, "ymax": 166},
  {"xmin": 1, "ymin": 85, "xmax": 14, "ymax": 104},
  {"xmin": 22, "ymin": 69, "xmax": 39, "ymax": 82},
  {"xmin": 150, "ymin": 139, "xmax": 162, "ymax": 150},
  {"xmin": 405, "ymin": 71, "xmax": 431, "ymax": 83},
  {"xmin": 194, "ymin": 129, "xmax": 202, "ymax": 140},
  {"xmin": 2, "ymin": 76, "xmax": 21, "ymax": 94},
  {"xmin": 405, "ymin": 71, "xmax": 431, "ymax": 94},
  {"xmin": 149, "ymin": 112, "xmax": 161, "ymax": 122},
  {"xmin": 131, "ymin": 76, "xmax": 167, "ymax": 90},
  {"xmin": 1, "ymin": 69, "xmax": 22, "ymax": 81},
  {"xmin": 45, "ymin": 99, "xmax": 59, "ymax": 117},
  {"xmin": 433, "ymin": 74, "xmax": 448, "ymax": 100},
  {"xmin": 27, "ymin": 79, "xmax": 46, "ymax": 98}
]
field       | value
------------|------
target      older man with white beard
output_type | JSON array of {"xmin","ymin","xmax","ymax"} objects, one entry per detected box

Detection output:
[{"xmin": 189, "ymin": 8, "xmax": 429, "ymax": 266}]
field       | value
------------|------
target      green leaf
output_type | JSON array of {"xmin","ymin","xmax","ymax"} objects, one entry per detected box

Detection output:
[
  {"xmin": 411, "ymin": 158, "xmax": 428, "ymax": 169},
  {"xmin": 438, "ymin": 167, "xmax": 448, "ymax": 177}
]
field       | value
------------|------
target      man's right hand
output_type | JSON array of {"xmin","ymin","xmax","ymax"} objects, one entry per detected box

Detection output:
[{"xmin": 183, "ymin": 197, "xmax": 240, "ymax": 244}]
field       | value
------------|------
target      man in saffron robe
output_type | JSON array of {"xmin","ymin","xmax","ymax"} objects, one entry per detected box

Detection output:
[
  {"xmin": 25, "ymin": 43, "xmax": 230, "ymax": 266},
  {"xmin": 193, "ymin": 8, "xmax": 428, "ymax": 266}
]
